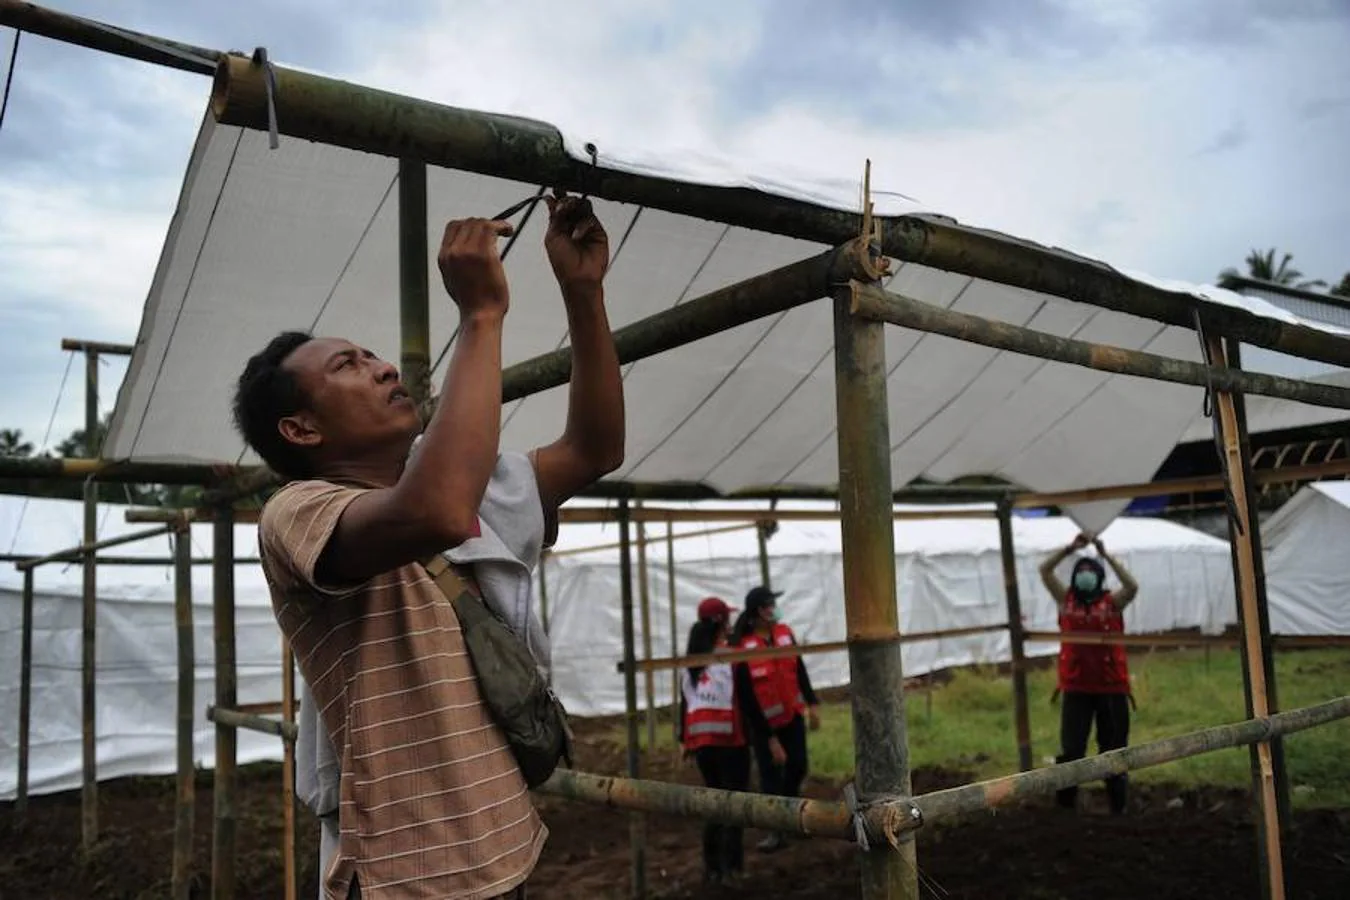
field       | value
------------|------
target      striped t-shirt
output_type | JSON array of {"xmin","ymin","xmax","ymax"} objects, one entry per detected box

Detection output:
[{"xmin": 259, "ymin": 479, "xmax": 547, "ymax": 899}]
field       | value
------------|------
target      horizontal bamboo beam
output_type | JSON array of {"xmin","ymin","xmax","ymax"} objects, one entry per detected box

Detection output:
[
  {"xmin": 547, "ymin": 523, "xmax": 758, "ymax": 559},
  {"xmin": 617, "ymin": 623, "xmax": 1009, "ymax": 675},
  {"xmin": 1015, "ymin": 456, "xmax": 1350, "ymax": 509},
  {"xmin": 0, "ymin": 553, "xmax": 260, "ymax": 566},
  {"xmin": 558, "ymin": 505, "xmax": 996, "ymax": 525},
  {"xmin": 206, "ymin": 52, "xmax": 1350, "ymax": 369},
  {"xmin": 13, "ymin": 523, "xmax": 180, "ymax": 571},
  {"xmin": 536, "ymin": 769, "xmax": 864, "ymax": 842},
  {"xmin": 0, "ymin": 456, "xmax": 240, "ymax": 486},
  {"xmin": 0, "ymin": 0, "xmax": 220, "ymax": 75},
  {"xmin": 849, "ymin": 281, "xmax": 1350, "ymax": 410},
  {"xmin": 1022, "ymin": 631, "xmax": 1350, "ymax": 650},
  {"xmin": 538, "ymin": 697, "xmax": 1350, "ymax": 842},
  {"xmin": 904, "ymin": 695, "xmax": 1350, "ymax": 832},
  {"xmin": 60, "ymin": 338, "xmax": 135, "ymax": 356},
  {"xmin": 206, "ymin": 705, "xmax": 297, "ymax": 743}
]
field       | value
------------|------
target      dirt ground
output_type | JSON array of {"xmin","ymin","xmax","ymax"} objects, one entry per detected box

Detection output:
[{"xmin": 3, "ymin": 720, "xmax": 1347, "ymax": 900}]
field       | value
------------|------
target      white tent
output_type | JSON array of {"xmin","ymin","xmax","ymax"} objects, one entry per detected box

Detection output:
[
  {"xmin": 1, "ymin": 494, "xmax": 1237, "ymax": 798},
  {"xmin": 101, "ymin": 82, "xmax": 1350, "ymax": 537},
  {"xmin": 1262, "ymin": 481, "xmax": 1350, "ymax": 636},
  {"xmin": 543, "ymin": 509, "xmax": 1238, "ymax": 716}
]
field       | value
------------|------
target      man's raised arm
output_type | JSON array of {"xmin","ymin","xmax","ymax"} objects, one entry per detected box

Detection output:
[{"xmin": 530, "ymin": 192, "xmax": 626, "ymax": 523}]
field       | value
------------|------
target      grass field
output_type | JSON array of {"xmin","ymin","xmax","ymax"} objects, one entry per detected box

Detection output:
[{"xmin": 618, "ymin": 647, "xmax": 1350, "ymax": 809}]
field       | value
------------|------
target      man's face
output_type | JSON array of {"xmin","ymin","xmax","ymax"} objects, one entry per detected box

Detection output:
[{"xmin": 278, "ymin": 337, "xmax": 421, "ymax": 464}]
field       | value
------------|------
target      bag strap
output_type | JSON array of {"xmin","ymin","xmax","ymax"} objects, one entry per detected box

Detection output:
[{"xmin": 423, "ymin": 554, "xmax": 469, "ymax": 601}]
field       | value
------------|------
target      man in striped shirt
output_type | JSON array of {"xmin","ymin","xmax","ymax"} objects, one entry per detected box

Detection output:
[{"xmin": 232, "ymin": 192, "xmax": 624, "ymax": 899}]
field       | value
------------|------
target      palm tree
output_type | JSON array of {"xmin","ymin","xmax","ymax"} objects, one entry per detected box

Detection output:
[
  {"xmin": 1219, "ymin": 248, "xmax": 1327, "ymax": 291},
  {"xmin": 0, "ymin": 428, "xmax": 34, "ymax": 457},
  {"xmin": 1333, "ymin": 272, "xmax": 1350, "ymax": 299}
]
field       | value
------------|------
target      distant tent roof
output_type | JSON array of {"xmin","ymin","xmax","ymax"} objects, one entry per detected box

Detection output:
[
  {"xmin": 1262, "ymin": 481, "xmax": 1350, "ymax": 635},
  {"xmin": 103, "ymin": 85, "xmax": 1350, "ymax": 535}
]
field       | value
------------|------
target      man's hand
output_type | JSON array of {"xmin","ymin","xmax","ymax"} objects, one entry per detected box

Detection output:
[
  {"xmin": 1070, "ymin": 533, "xmax": 1090, "ymax": 551},
  {"xmin": 768, "ymin": 736, "xmax": 787, "ymax": 766},
  {"xmin": 544, "ymin": 190, "xmax": 609, "ymax": 291},
  {"xmin": 807, "ymin": 706, "xmax": 821, "ymax": 732},
  {"xmin": 438, "ymin": 218, "xmax": 514, "ymax": 318},
  {"xmin": 1093, "ymin": 536, "xmax": 1106, "ymax": 554}
]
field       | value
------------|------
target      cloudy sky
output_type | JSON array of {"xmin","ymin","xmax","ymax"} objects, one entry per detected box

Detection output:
[{"xmin": 1, "ymin": 0, "xmax": 1347, "ymax": 452}]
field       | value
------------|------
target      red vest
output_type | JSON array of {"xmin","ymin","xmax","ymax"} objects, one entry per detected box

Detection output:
[
  {"xmin": 740, "ymin": 623, "xmax": 804, "ymax": 728},
  {"xmin": 1057, "ymin": 592, "xmax": 1130, "ymax": 694},
  {"xmin": 681, "ymin": 656, "xmax": 745, "ymax": 750}
]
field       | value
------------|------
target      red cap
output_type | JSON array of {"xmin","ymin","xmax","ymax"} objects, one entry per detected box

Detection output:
[{"xmin": 697, "ymin": 596, "xmax": 733, "ymax": 621}]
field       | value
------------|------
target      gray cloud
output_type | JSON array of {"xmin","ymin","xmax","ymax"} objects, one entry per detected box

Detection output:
[
  {"xmin": 1145, "ymin": 0, "xmax": 1350, "ymax": 47},
  {"xmin": 1196, "ymin": 120, "xmax": 1250, "ymax": 156},
  {"xmin": 1299, "ymin": 96, "xmax": 1350, "ymax": 121}
]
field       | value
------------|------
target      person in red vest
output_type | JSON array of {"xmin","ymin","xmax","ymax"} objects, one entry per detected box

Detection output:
[
  {"xmin": 1039, "ymin": 532, "xmax": 1139, "ymax": 814},
  {"xmin": 677, "ymin": 596, "xmax": 760, "ymax": 884},
  {"xmin": 731, "ymin": 585, "xmax": 820, "ymax": 852}
]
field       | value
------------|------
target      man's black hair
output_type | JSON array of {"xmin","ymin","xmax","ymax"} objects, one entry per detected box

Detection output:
[{"xmin": 232, "ymin": 331, "xmax": 315, "ymax": 480}]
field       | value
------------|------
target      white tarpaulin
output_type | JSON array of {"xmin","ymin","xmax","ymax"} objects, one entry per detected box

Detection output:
[
  {"xmin": 1, "ymin": 494, "xmax": 1237, "ymax": 799},
  {"xmin": 101, "ymin": 94, "xmax": 1350, "ymax": 537},
  {"xmin": 1262, "ymin": 481, "xmax": 1350, "ymax": 636}
]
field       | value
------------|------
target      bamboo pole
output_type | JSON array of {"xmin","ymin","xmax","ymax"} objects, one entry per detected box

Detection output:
[
  {"xmin": 536, "ymin": 696, "xmax": 1350, "ymax": 840},
  {"xmin": 0, "ymin": 455, "xmax": 241, "ymax": 484},
  {"xmin": 399, "ymin": 158, "xmax": 431, "ymax": 408},
  {"xmin": 756, "ymin": 521, "xmax": 772, "ymax": 588},
  {"xmin": 616, "ymin": 500, "xmax": 646, "ymax": 899},
  {"xmin": 13, "ymin": 523, "xmax": 179, "ymax": 570},
  {"xmin": 207, "ymin": 705, "xmax": 298, "ymax": 742},
  {"xmin": 0, "ymin": 0, "xmax": 219, "ymax": 75},
  {"xmin": 833, "ymin": 287, "xmax": 917, "ymax": 899},
  {"xmin": 1015, "ymin": 456, "xmax": 1350, "ymax": 509},
  {"xmin": 1, "ymin": 553, "xmax": 261, "ymax": 566},
  {"xmin": 172, "ymin": 523, "xmax": 195, "ymax": 900},
  {"xmin": 910, "ymin": 695, "xmax": 1350, "ymax": 833},
  {"xmin": 997, "ymin": 500, "xmax": 1033, "ymax": 772},
  {"xmin": 546, "ymin": 522, "xmax": 758, "ymax": 558},
  {"xmin": 1205, "ymin": 334, "xmax": 1285, "ymax": 900},
  {"xmin": 537, "ymin": 556, "xmax": 551, "ymax": 638},
  {"xmin": 1226, "ymin": 337, "xmax": 1292, "ymax": 836},
  {"xmin": 666, "ymin": 520, "xmax": 679, "ymax": 745},
  {"xmin": 16, "ymin": 568, "xmax": 33, "ymax": 821},
  {"xmin": 212, "ymin": 507, "xmax": 238, "ymax": 900},
  {"xmin": 621, "ymin": 623, "xmax": 1012, "ymax": 675},
  {"xmin": 848, "ymin": 280, "xmax": 1350, "ymax": 410},
  {"xmin": 80, "ymin": 346, "xmax": 99, "ymax": 852},
  {"xmin": 636, "ymin": 515, "xmax": 657, "ymax": 751},
  {"xmin": 61, "ymin": 338, "xmax": 134, "ymax": 356},
  {"xmin": 1020, "ymin": 631, "xmax": 1350, "ymax": 649},
  {"xmin": 204, "ymin": 50, "xmax": 1350, "ymax": 368},
  {"xmin": 281, "ymin": 642, "xmax": 297, "ymax": 900}
]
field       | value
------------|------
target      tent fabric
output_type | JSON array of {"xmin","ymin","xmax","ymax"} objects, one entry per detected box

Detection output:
[
  {"xmin": 0, "ymin": 494, "xmax": 1237, "ymax": 799},
  {"xmin": 1262, "ymin": 481, "xmax": 1350, "ymax": 635},
  {"xmin": 102, "ymin": 102, "xmax": 1350, "ymax": 537}
]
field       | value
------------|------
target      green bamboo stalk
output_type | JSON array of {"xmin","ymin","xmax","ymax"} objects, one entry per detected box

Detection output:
[{"xmin": 849, "ymin": 281, "xmax": 1350, "ymax": 410}]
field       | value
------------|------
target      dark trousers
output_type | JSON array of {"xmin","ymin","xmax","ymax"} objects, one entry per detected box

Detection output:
[
  {"xmin": 1056, "ymin": 691, "xmax": 1131, "ymax": 813},
  {"xmin": 694, "ymin": 745, "xmax": 752, "ymax": 875},
  {"xmin": 752, "ymin": 713, "xmax": 809, "ymax": 798}
]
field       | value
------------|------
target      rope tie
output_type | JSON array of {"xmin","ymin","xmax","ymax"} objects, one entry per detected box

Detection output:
[{"xmin": 843, "ymin": 782, "xmax": 919, "ymax": 851}]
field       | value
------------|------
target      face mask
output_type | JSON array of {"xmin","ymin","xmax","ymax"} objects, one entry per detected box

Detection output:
[
  {"xmin": 1072, "ymin": 570, "xmax": 1101, "ymax": 594},
  {"xmin": 761, "ymin": 606, "xmax": 779, "ymax": 623}
]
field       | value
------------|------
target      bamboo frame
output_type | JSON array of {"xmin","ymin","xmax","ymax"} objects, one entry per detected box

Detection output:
[
  {"xmin": 16, "ymin": 569, "xmax": 33, "ymax": 820},
  {"xmin": 997, "ymin": 500, "xmax": 1033, "ymax": 772},
  {"xmin": 1021, "ymin": 631, "xmax": 1350, "ymax": 650},
  {"xmin": 848, "ymin": 280, "xmax": 1350, "ymax": 410},
  {"xmin": 60, "ymin": 338, "xmax": 134, "ymax": 356},
  {"xmin": 208, "ymin": 705, "xmax": 297, "ymax": 742},
  {"xmin": 533, "ymin": 695, "xmax": 1350, "ymax": 840},
  {"xmin": 80, "ymin": 346, "xmax": 99, "ymax": 851},
  {"xmin": 281, "ymin": 644, "xmax": 297, "ymax": 900},
  {"xmin": 12, "ymin": 523, "xmax": 178, "ymax": 570},
  {"xmin": 636, "ymin": 515, "xmax": 657, "ymax": 753},
  {"xmin": 544, "ymin": 522, "xmax": 759, "ymax": 558},
  {"xmin": 7, "ymin": 7, "xmax": 1350, "ymax": 899},
  {"xmin": 172, "ymin": 524, "xmax": 195, "ymax": 900},
  {"xmin": 616, "ymin": 500, "xmax": 646, "ymax": 898},
  {"xmin": 831, "ymin": 285, "xmax": 916, "ymax": 897},
  {"xmin": 212, "ymin": 509, "xmax": 238, "ymax": 900}
]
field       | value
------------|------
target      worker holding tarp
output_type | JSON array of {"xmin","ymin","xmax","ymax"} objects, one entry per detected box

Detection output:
[{"xmin": 1040, "ymin": 533, "xmax": 1140, "ymax": 815}]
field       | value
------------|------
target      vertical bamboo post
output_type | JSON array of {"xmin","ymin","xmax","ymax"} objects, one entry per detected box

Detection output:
[
  {"xmin": 998, "ymin": 499, "xmax": 1034, "ymax": 772},
  {"xmin": 637, "ymin": 511, "xmax": 656, "ymax": 752},
  {"xmin": 617, "ymin": 500, "xmax": 646, "ymax": 899},
  {"xmin": 1225, "ymin": 337, "xmax": 1291, "ymax": 832},
  {"xmin": 538, "ymin": 555, "xmax": 551, "ymax": 637},
  {"xmin": 398, "ymin": 158, "xmax": 431, "ymax": 407},
  {"xmin": 756, "ymin": 520, "xmax": 772, "ymax": 589},
  {"xmin": 80, "ymin": 346, "xmax": 100, "ymax": 851},
  {"xmin": 667, "ymin": 518, "xmax": 679, "ymax": 745},
  {"xmin": 832, "ymin": 286, "xmax": 917, "ymax": 900},
  {"xmin": 282, "ymin": 641, "xmax": 297, "ymax": 900},
  {"xmin": 16, "ymin": 567, "xmax": 34, "ymax": 821},
  {"xmin": 212, "ymin": 506, "xmax": 237, "ymax": 900},
  {"xmin": 1205, "ymin": 333, "xmax": 1285, "ymax": 900},
  {"xmin": 172, "ymin": 520, "xmax": 195, "ymax": 900}
]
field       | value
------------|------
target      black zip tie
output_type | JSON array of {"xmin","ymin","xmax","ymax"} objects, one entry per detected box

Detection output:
[{"xmin": 252, "ymin": 46, "xmax": 280, "ymax": 150}]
